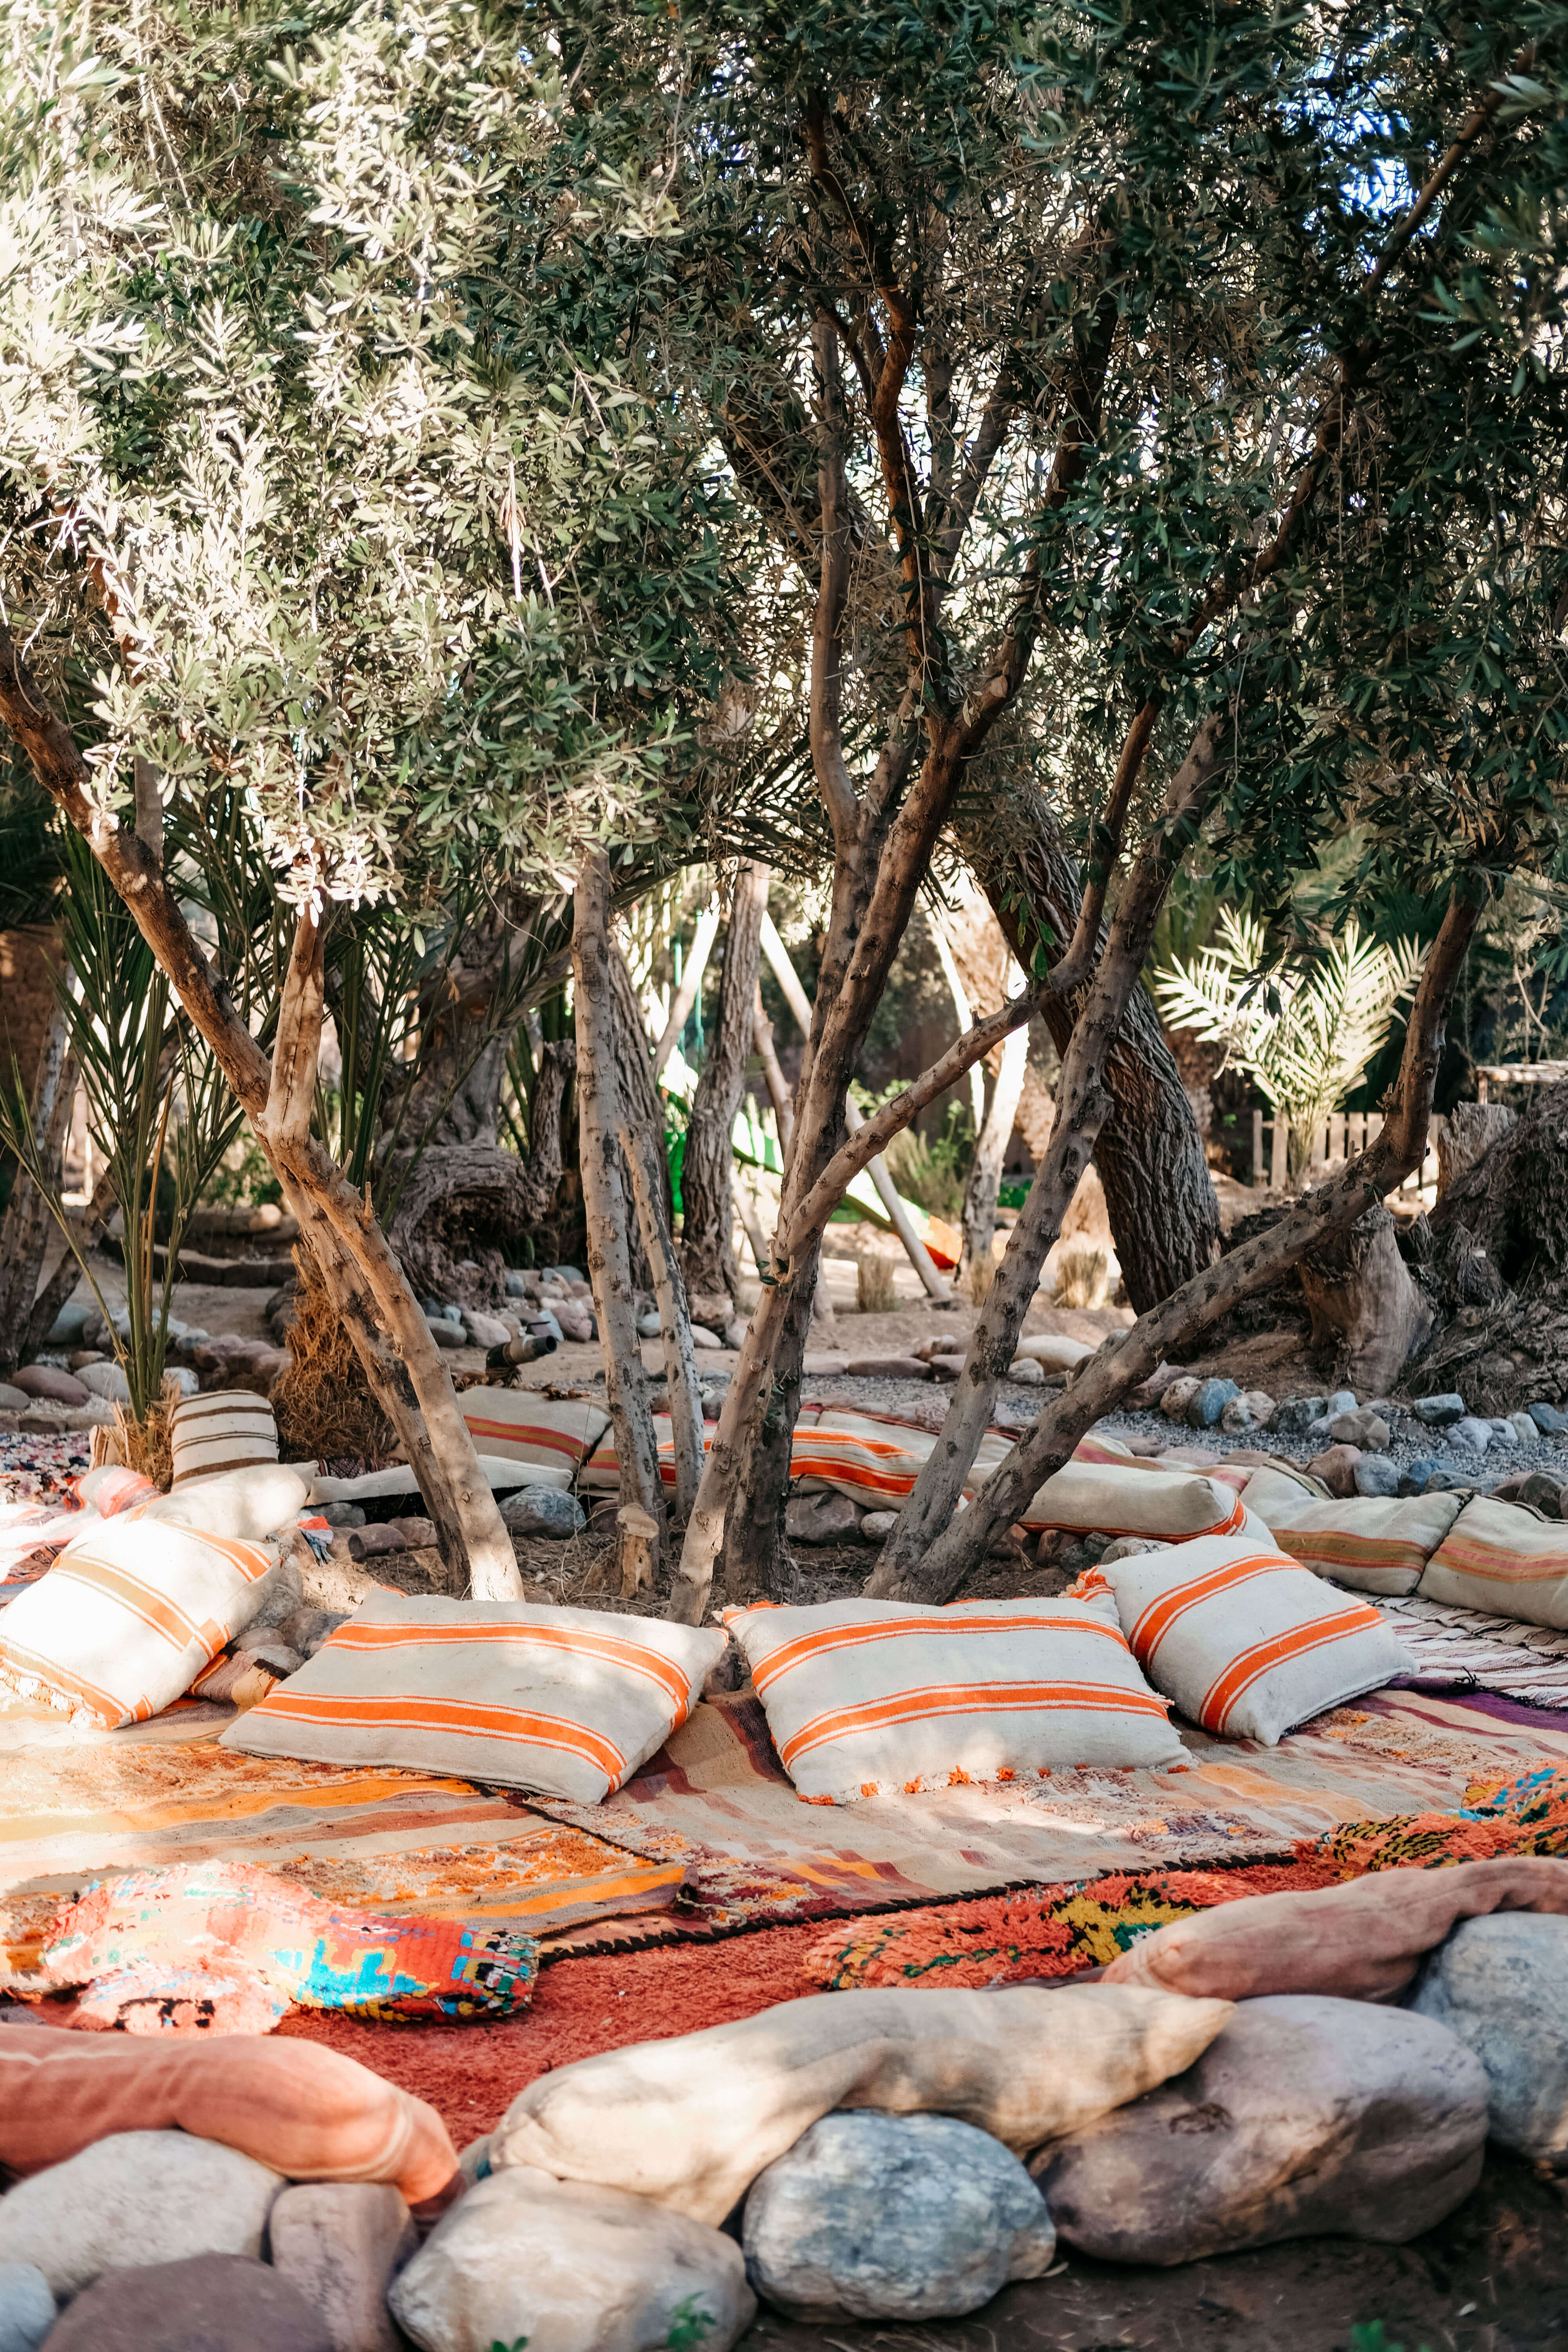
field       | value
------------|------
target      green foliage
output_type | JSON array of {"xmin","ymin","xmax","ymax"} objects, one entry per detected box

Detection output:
[
  {"xmin": 1154, "ymin": 912, "xmax": 1424, "ymax": 1176},
  {"xmin": 661, "ymin": 2298, "xmax": 715, "ymax": 2350},
  {"xmin": 1350, "ymin": 2323, "xmax": 1433, "ymax": 2352}
]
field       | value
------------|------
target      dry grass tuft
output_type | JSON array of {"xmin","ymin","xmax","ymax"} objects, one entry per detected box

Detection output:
[
  {"xmin": 1053, "ymin": 1244, "xmax": 1110, "ymax": 1310},
  {"xmin": 109, "ymin": 1375, "xmax": 181, "ymax": 1490},
  {"xmin": 856, "ymin": 1256, "xmax": 898, "ymax": 1314},
  {"xmin": 271, "ymin": 1248, "xmax": 396, "ymax": 1463}
]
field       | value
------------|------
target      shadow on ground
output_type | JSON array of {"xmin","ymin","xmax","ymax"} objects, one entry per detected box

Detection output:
[{"xmin": 744, "ymin": 2154, "xmax": 1568, "ymax": 2352}]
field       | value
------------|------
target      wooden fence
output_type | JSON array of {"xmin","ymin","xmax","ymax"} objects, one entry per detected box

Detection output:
[{"xmin": 1250, "ymin": 1108, "xmax": 1441, "ymax": 1200}]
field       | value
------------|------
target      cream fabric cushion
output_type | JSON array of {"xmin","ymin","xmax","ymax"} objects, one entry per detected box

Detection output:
[
  {"xmin": 459, "ymin": 1391, "xmax": 611, "ymax": 1476},
  {"xmin": 1087, "ymin": 1533, "xmax": 1412, "ymax": 1744},
  {"xmin": 222, "ymin": 1593, "xmax": 726, "ymax": 1801},
  {"xmin": 0, "ymin": 1520, "xmax": 282, "ymax": 1727},
  {"xmin": 1417, "ymin": 1498, "xmax": 1568, "ymax": 1627},
  {"xmin": 306, "ymin": 1458, "xmax": 573, "ymax": 1504},
  {"xmin": 723, "ymin": 1597, "xmax": 1184, "ymax": 1803},
  {"xmin": 134, "ymin": 1463, "xmax": 310, "ymax": 1543},
  {"xmin": 1262, "ymin": 1491, "xmax": 1461, "ymax": 1596},
  {"xmin": 169, "ymin": 1392, "xmax": 278, "ymax": 1484},
  {"xmin": 1239, "ymin": 1463, "xmax": 1330, "ymax": 1527},
  {"xmin": 1020, "ymin": 1462, "xmax": 1250, "ymax": 1541}
]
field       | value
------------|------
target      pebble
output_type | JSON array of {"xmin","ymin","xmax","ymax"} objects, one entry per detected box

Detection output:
[
  {"xmin": 1529, "ymin": 1400, "xmax": 1568, "ymax": 1434},
  {"xmin": 322, "ymin": 1503, "xmax": 367, "ymax": 1527},
  {"xmin": 0, "ymin": 1385, "xmax": 28, "ymax": 1414},
  {"xmin": 1218, "ymin": 1398, "xmax": 1253, "ymax": 1434},
  {"xmin": 1036, "ymin": 1994, "xmax": 1488, "ymax": 2263},
  {"xmin": 10, "ymin": 1365, "xmax": 89, "ymax": 1407},
  {"xmin": 390, "ymin": 2165, "xmax": 755, "ymax": 2352},
  {"xmin": 503, "ymin": 1270, "xmax": 528, "ymax": 1297},
  {"xmin": 267, "ymin": 2183, "xmax": 416, "ymax": 2352},
  {"xmin": 1325, "ymin": 1389, "xmax": 1357, "ymax": 1419},
  {"xmin": 0, "ymin": 2265, "xmax": 54, "ymax": 2352},
  {"xmin": 1305, "ymin": 1443, "xmax": 1361, "ymax": 1498},
  {"xmin": 1187, "ymin": 1377, "xmax": 1240, "ymax": 1429},
  {"xmin": 1008, "ymin": 1359, "xmax": 1045, "ymax": 1387},
  {"xmin": 1397, "ymin": 1455, "xmax": 1445, "ymax": 1494},
  {"xmin": 784, "ymin": 1491, "xmax": 863, "ymax": 1543},
  {"xmin": 1159, "ymin": 1377, "xmax": 1201, "ymax": 1421},
  {"xmin": 76, "ymin": 1361, "xmax": 132, "ymax": 1405},
  {"xmin": 44, "ymin": 1303, "xmax": 90, "ymax": 1347},
  {"xmin": 554, "ymin": 1307, "xmax": 595, "ymax": 1343},
  {"xmin": 691, "ymin": 1326, "xmax": 725, "ymax": 1350},
  {"xmin": 424, "ymin": 1318, "xmax": 465, "ymax": 1350},
  {"xmin": 0, "ymin": 2131, "xmax": 282, "ymax": 2299},
  {"xmin": 498, "ymin": 1487, "xmax": 585, "ymax": 1539},
  {"xmin": 1424, "ymin": 1466, "xmax": 1472, "ymax": 1494},
  {"xmin": 1449, "ymin": 1416, "xmax": 1494, "ymax": 1453},
  {"xmin": 636, "ymin": 1311, "xmax": 662, "ymax": 1339},
  {"xmin": 1509, "ymin": 1412, "xmax": 1539, "ymax": 1448},
  {"xmin": 1515, "ymin": 1472, "xmax": 1566, "ymax": 1518},
  {"xmin": 1270, "ymin": 1396, "xmax": 1325, "ymax": 1436},
  {"xmin": 860, "ymin": 1510, "xmax": 899, "ymax": 1539},
  {"xmin": 1414, "ymin": 1392, "xmax": 1466, "ymax": 1426},
  {"xmin": 1410, "ymin": 1915, "xmax": 1568, "ymax": 2167},
  {"xmin": 743, "ymin": 2111, "xmax": 1056, "ymax": 2322},
  {"xmin": 928, "ymin": 1356, "xmax": 966, "ymax": 1383},
  {"xmin": 40, "ymin": 2254, "xmax": 331, "ymax": 2352},
  {"xmin": 1354, "ymin": 1456, "xmax": 1401, "ymax": 1497},
  {"xmin": 419, "ymin": 1297, "xmax": 443, "ymax": 1316},
  {"xmin": 461, "ymin": 1311, "xmax": 511, "ymax": 1350},
  {"xmin": 1332, "ymin": 1408, "xmax": 1390, "ymax": 1452}
]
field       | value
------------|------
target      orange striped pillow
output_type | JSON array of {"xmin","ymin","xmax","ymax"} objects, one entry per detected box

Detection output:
[
  {"xmin": 0, "ymin": 1520, "xmax": 283, "ymax": 1728},
  {"xmin": 1093, "ymin": 1534, "xmax": 1412, "ymax": 1745},
  {"xmin": 1260, "ymin": 1492, "xmax": 1460, "ymax": 1595},
  {"xmin": 460, "ymin": 1391, "xmax": 611, "ymax": 1475},
  {"xmin": 1417, "ymin": 1498, "xmax": 1568, "ymax": 1626},
  {"xmin": 722, "ymin": 1597, "xmax": 1185, "ymax": 1804},
  {"xmin": 1019, "ymin": 1462, "xmax": 1250, "ymax": 1541},
  {"xmin": 222, "ymin": 1594, "xmax": 726, "ymax": 1802}
]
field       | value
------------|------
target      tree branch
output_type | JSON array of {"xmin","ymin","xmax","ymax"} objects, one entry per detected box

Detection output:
[
  {"xmin": 808, "ymin": 313, "xmax": 860, "ymax": 846},
  {"xmin": 260, "ymin": 905, "xmax": 325, "ymax": 1157}
]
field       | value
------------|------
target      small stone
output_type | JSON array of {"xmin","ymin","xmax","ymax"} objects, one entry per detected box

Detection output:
[
  {"xmin": 1354, "ymin": 1456, "xmax": 1401, "ymax": 1498},
  {"xmin": 419, "ymin": 1296, "xmax": 443, "ymax": 1316},
  {"xmin": 1449, "ymin": 1416, "xmax": 1493, "ymax": 1454},
  {"xmin": 860, "ymin": 1510, "xmax": 899, "ymax": 1540},
  {"xmin": 1332, "ymin": 1408, "xmax": 1391, "ymax": 1452},
  {"xmin": 691, "ymin": 1325, "xmax": 724, "ymax": 1350},
  {"xmin": 1325, "ymin": 1389, "xmax": 1358, "ymax": 1419},
  {"xmin": 743, "ymin": 2111, "xmax": 1056, "ymax": 2322},
  {"xmin": 10, "ymin": 1364, "xmax": 89, "ymax": 1406},
  {"xmin": 1218, "ymin": 1397, "xmax": 1253, "ymax": 1434},
  {"xmin": 1159, "ymin": 1377, "xmax": 1201, "ymax": 1421},
  {"xmin": 499, "ymin": 1487, "xmax": 586, "ymax": 1539},
  {"xmin": 45, "ymin": 1301, "xmax": 90, "ymax": 1347},
  {"xmin": 168, "ymin": 1364, "xmax": 202, "ymax": 1397},
  {"xmin": 503, "ymin": 1270, "xmax": 528, "ymax": 1297},
  {"xmin": 636, "ymin": 1311, "xmax": 662, "ymax": 1338},
  {"xmin": 1009, "ymin": 1358, "xmax": 1045, "ymax": 1387},
  {"xmin": 268, "ymin": 2183, "xmax": 416, "ymax": 2352},
  {"xmin": 1528, "ymin": 1399, "xmax": 1568, "ymax": 1435},
  {"xmin": 1424, "ymin": 1467, "xmax": 1471, "ymax": 1494},
  {"xmin": 1515, "ymin": 1472, "xmax": 1566, "ymax": 1519},
  {"xmin": 927, "ymin": 1356, "xmax": 967, "ymax": 1383},
  {"xmin": 0, "ymin": 2264, "xmax": 54, "ymax": 2352},
  {"xmin": 555, "ymin": 1307, "xmax": 595, "ymax": 1343},
  {"xmin": 1410, "ymin": 1914, "xmax": 1568, "ymax": 2167},
  {"xmin": 723, "ymin": 1319, "xmax": 750, "ymax": 1350},
  {"xmin": 1270, "ymin": 1396, "xmax": 1326, "ymax": 1436},
  {"xmin": 322, "ymin": 1503, "xmax": 367, "ymax": 1527},
  {"xmin": 76, "ymin": 1360, "xmax": 132, "ymax": 1405},
  {"xmin": 391, "ymin": 1516, "xmax": 436, "ymax": 1549},
  {"xmin": 1127, "ymin": 1361, "xmax": 1181, "ymax": 1409},
  {"xmin": 461, "ymin": 1310, "xmax": 510, "ymax": 1350},
  {"xmin": 1510, "ymin": 1413, "xmax": 1540, "ymax": 1448},
  {"xmin": 784, "ymin": 1491, "xmax": 863, "ymax": 1543},
  {"xmin": 1100, "ymin": 1535, "xmax": 1168, "ymax": 1563},
  {"xmin": 1414, "ymin": 1392, "xmax": 1466, "ymax": 1427},
  {"xmin": 41, "ymin": 2254, "xmax": 331, "ymax": 2352},
  {"xmin": 1036, "ymin": 1995, "xmax": 1487, "ymax": 2263},
  {"xmin": 1488, "ymin": 1417, "xmax": 1517, "ymax": 1443},
  {"xmin": 0, "ymin": 1384, "xmax": 28, "ymax": 1414},
  {"xmin": 553, "ymin": 1266, "xmax": 586, "ymax": 1286},
  {"xmin": 424, "ymin": 1317, "xmax": 465, "ymax": 1349},
  {"xmin": 1186, "ymin": 1377, "xmax": 1240, "ymax": 1429},
  {"xmin": 390, "ymin": 2167, "xmax": 753, "ymax": 2352},
  {"xmin": 0, "ymin": 2131, "xmax": 282, "ymax": 2299},
  {"xmin": 847, "ymin": 1356, "xmax": 933, "ymax": 1380},
  {"xmin": 801, "ymin": 1352, "xmax": 851, "ymax": 1376},
  {"xmin": 1305, "ymin": 1443, "xmax": 1362, "ymax": 1498},
  {"xmin": 1242, "ymin": 1390, "xmax": 1277, "ymax": 1424}
]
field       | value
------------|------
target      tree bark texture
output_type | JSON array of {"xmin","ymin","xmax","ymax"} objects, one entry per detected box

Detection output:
[
  {"xmin": 572, "ymin": 848, "xmax": 668, "ymax": 1551},
  {"xmin": 679, "ymin": 862, "xmax": 769, "ymax": 1320},
  {"xmin": 873, "ymin": 886, "xmax": 1481, "ymax": 1601},
  {"xmin": 620, "ymin": 1112, "xmax": 706, "ymax": 1522},
  {"xmin": 605, "ymin": 934, "xmax": 669, "ymax": 1303},
  {"xmin": 0, "ymin": 993, "xmax": 74, "ymax": 1375},
  {"xmin": 0, "ymin": 616, "xmax": 523, "ymax": 1602},
  {"xmin": 1298, "ymin": 1203, "xmax": 1434, "ymax": 1395},
  {"xmin": 961, "ymin": 1018, "xmax": 1027, "ymax": 1284},
  {"xmin": 385, "ymin": 1071, "xmax": 573, "ymax": 1304}
]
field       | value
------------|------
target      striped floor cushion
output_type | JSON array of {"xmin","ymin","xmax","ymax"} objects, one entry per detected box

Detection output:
[
  {"xmin": 723, "ymin": 1597, "xmax": 1185, "ymax": 1804},
  {"xmin": 170, "ymin": 1392, "xmax": 278, "ymax": 1484},
  {"xmin": 460, "ymin": 1392, "xmax": 611, "ymax": 1476},
  {"xmin": 222, "ymin": 1594, "xmax": 726, "ymax": 1802},
  {"xmin": 1020, "ymin": 1462, "xmax": 1249, "ymax": 1541},
  {"xmin": 1078, "ymin": 1535, "xmax": 1413, "ymax": 1745},
  {"xmin": 1258, "ymin": 1490, "xmax": 1461, "ymax": 1596},
  {"xmin": 0, "ymin": 1520, "xmax": 284, "ymax": 1728},
  {"xmin": 1417, "ymin": 1499, "xmax": 1568, "ymax": 1628}
]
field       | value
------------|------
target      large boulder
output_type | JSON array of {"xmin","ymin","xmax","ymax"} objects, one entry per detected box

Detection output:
[
  {"xmin": 1033, "ymin": 1995, "xmax": 1488, "ymax": 2265},
  {"xmin": 0, "ymin": 2132, "xmax": 282, "ymax": 2300},
  {"xmin": 40, "ymin": 2254, "xmax": 331, "ymax": 2352},
  {"xmin": 1409, "ymin": 1913, "xmax": 1568, "ymax": 2166},
  {"xmin": 389, "ymin": 2166, "xmax": 755, "ymax": 2352},
  {"xmin": 742, "ymin": 2111, "xmax": 1055, "ymax": 2321},
  {"xmin": 267, "ymin": 2183, "xmax": 416, "ymax": 2352}
]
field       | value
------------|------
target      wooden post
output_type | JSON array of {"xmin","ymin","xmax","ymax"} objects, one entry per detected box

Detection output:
[
  {"xmin": 617, "ymin": 1503, "xmax": 660, "ymax": 1599},
  {"xmin": 572, "ymin": 849, "xmax": 668, "ymax": 1555},
  {"xmin": 1269, "ymin": 1113, "xmax": 1288, "ymax": 1192},
  {"xmin": 1252, "ymin": 1107, "xmax": 1264, "ymax": 1187}
]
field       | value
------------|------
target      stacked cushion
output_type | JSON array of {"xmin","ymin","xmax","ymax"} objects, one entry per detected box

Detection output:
[
  {"xmin": 1020, "ymin": 1462, "xmax": 1249, "ymax": 1543},
  {"xmin": 723, "ymin": 1597, "xmax": 1185, "ymax": 1803},
  {"xmin": 1255, "ymin": 1490, "xmax": 1462, "ymax": 1597},
  {"xmin": 223, "ymin": 1593, "xmax": 726, "ymax": 1802},
  {"xmin": 169, "ymin": 1391, "xmax": 278, "ymax": 1485},
  {"xmin": 1079, "ymin": 1534, "xmax": 1412, "ymax": 1744},
  {"xmin": 461, "ymin": 1392, "xmax": 610, "ymax": 1476},
  {"xmin": 1417, "ymin": 1498, "xmax": 1568, "ymax": 1627},
  {"xmin": 0, "ymin": 1520, "xmax": 283, "ymax": 1727}
]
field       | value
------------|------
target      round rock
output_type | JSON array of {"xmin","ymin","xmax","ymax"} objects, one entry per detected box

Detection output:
[
  {"xmin": 10, "ymin": 1364, "xmax": 89, "ymax": 1406},
  {"xmin": 1414, "ymin": 1392, "xmax": 1466, "ymax": 1427},
  {"xmin": 1410, "ymin": 1913, "xmax": 1568, "ymax": 2166},
  {"xmin": 742, "ymin": 2110, "xmax": 1056, "ymax": 2322},
  {"xmin": 1034, "ymin": 1994, "xmax": 1487, "ymax": 2265},
  {"xmin": 0, "ymin": 2131, "xmax": 282, "ymax": 2299},
  {"xmin": 0, "ymin": 2264, "xmax": 54, "ymax": 2352},
  {"xmin": 76, "ymin": 1360, "xmax": 132, "ymax": 1404},
  {"xmin": 40, "ymin": 2254, "xmax": 330, "ymax": 2352},
  {"xmin": 1354, "ymin": 1455, "xmax": 1401, "ymax": 1498},
  {"xmin": 1305, "ymin": 1443, "xmax": 1362, "ymax": 1498},
  {"xmin": 498, "ymin": 1486, "xmax": 585, "ymax": 1539}
]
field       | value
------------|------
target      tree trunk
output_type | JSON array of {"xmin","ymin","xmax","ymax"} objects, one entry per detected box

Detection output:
[
  {"xmin": 1437, "ymin": 1100, "xmax": 1516, "ymax": 1198},
  {"xmin": 1298, "ymin": 1203, "xmax": 1434, "ymax": 1394},
  {"xmin": 572, "ymin": 848, "xmax": 668, "ymax": 1550},
  {"xmin": 620, "ymin": 1113, "xmax": 705, "ymax": 1524},
  {"xmin": 0, "ymin": 993, "xmax": 74, "ymax": 1375},
  {"xmin": 0, "ymin": 617, "xmax": 523, "ymax": 1604},
  {"xmin": 953, "ymin": 781, "xmax": 1221, "ymax": 1312},
  {"xmin": 960, "ymin": 1016, "xmax": 1027, "ymax": 1285},
  {"xmin": 679, "ymin": 862, "xmax": 768, "ymax": 1321},
  {"xmin": 385, "ymin": 1134, "xmax": 561, "ymax": 1306},
  {"xmin": 604, "ymin": 935, "xmax": 669, "ymax": 1302}
]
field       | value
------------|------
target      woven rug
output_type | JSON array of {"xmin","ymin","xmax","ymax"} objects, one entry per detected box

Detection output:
[{"xmin": 1373, "ymin": 1591, "xmax": 1568, "ymax": 1706}]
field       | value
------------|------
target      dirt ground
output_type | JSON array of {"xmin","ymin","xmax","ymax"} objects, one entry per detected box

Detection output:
[{"xmin": 750, "ymin": 2153, "xmax": 1568, "ymax": 2352}]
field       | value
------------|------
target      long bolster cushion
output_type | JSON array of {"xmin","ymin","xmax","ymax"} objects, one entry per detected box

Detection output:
[
  {"xmin": 0, "ymin": 2025, "xmax": 459, "ymax": 2209},
  {"xmin": 1251, "ymin": 1487, "xmax": 1462, "ymax": 1597},
  {"xmin": 1417, "ymin": 1496, "xmax": 1568, "ymax": 1628}
]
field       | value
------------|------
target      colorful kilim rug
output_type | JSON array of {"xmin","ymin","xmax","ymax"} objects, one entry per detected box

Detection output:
[{"xmin": 1371, "ymin": 1591, "xmax": 1568, "ymax": 1708}]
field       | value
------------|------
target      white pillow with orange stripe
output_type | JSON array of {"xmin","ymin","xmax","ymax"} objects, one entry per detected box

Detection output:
[
  {"xmin": 221, "ymin": 1592, "xmax": 726, "ymax": 1802},
  {"xmin": 1085, "ymin": 1534, "xmax": 1413, "ymax": 1745},
  {"xmin": 0, "ymin": 1519, "xmax": 283, "ymax": 1729},
  {"xmin": 722, "ymin": 1597, "xmax": 1185, "ymax": 1804},
  {"xmin": 1258, "ymin": 1489, "xmax": 1461, "ymax": 1596},
  {"xmin": 459, "ymin": 1390, "xmax": 611, "ymax": 1477},
  {"xmin": 1416, "ymin": 1497, "xmax": 1568, "ymax": 1627},
  {"xmin": 1019, "ymin": 1462, "xmax": 1250, "ymax": 1542}
]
